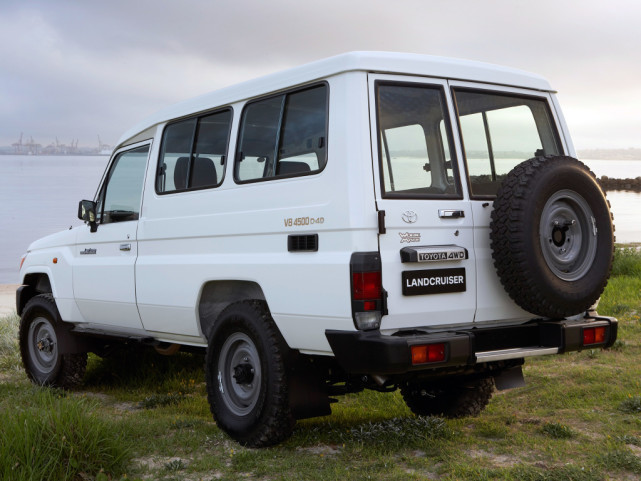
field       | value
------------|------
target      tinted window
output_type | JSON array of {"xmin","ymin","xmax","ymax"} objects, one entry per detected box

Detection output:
[
  {"xmin": 98, "ymin": 145, "xmax": 149, "ymax": 224},
  {"xmin": 157, "ymin": 109, "xmax": 232, "ymax": 193},
  {"xmin": 376, "ymin": 83, "xmax": 461, "ymax": 198},
  {"xmin": 235, "ymin": 84, "xmax": 328, "ymax": 182},
  {"xmin": 454, "ymin": 89, "xmax": 561, "ymax": 197}
]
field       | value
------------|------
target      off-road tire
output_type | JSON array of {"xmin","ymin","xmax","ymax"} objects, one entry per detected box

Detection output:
[
  {"xmin": 401, "ymin": 377, "xmax": 495, "ymax": 418},
  {"xmin": 205, "ymin": 301, "xmax": 294, "ymax": 447},
  {"xmin": 490, "ymin": 156, "xmax": 614, "ymax": 318},
  {"xmin": 19, "ymin": 294, "xmax": 87, "ymax": 388}
]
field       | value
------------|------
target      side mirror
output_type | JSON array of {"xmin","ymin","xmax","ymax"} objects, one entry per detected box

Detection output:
[{"xmin": 78, "ymin": 200, "xmax": 98, "ymax": 232}]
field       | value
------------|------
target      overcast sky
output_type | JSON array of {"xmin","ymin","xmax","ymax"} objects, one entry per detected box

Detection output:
[{"xmin": 1, "ymin": 0, "xmax": 640, "ymax": 151}]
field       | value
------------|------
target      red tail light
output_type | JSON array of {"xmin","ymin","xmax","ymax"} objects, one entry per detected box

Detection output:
[
  {"xmin": 350, "ymin": 252, "xmax": 384, "ymax": 330},
  {"xmin": 583, "ymin": 326, "xmax": 607, "ymax": 346},
  {"xmin": 411, "ymin": 343, "xmax": 446, "ymax": 365},
  {"xmin": 352, "ymin": 271, "xmax": 381, "ymax": 300}
]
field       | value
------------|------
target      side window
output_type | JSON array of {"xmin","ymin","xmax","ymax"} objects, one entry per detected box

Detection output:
[
  {"xmin": 234, "ymin": 84, "xmax": 328, "ymax": 183},
  {"xmin": 376, "ymin": 83, "xmax": 461, "ymax": 198},
  {"xmin": 157, "ymin": 109, "xmax": 232, "ymax": 193},
  {"xmin": 97, "ymin": 145, "xmax": 149, "ymax": 224},
  {"xmin": 454, "ymin": 89, "xmax": 561, "ymax": 197}
]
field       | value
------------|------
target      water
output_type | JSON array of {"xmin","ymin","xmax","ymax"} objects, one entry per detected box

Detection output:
[
  {"xmin": 0, "ymin": 155, "xmax": 639, "ymax": 284},
  {"xmin": 0, "ymin": 156, "xmax": 108, "ymax": 284}
]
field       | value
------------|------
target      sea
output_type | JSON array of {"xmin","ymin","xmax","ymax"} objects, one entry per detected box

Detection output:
[{"xmin": 0, "ymin": 155, "xmax": 640, "ymax": 284}]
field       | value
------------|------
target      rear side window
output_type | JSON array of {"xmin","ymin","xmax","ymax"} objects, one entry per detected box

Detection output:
[
  {"xmin": 376, "ymin": 82, "xmax": 461, "ymax": 198},
  {"xmin": 453, "ymin": 89, "xmax": 561, "ymax": 197},
  {"xmin": 234, "ymin": 84, "xmax": 328, "ymax": 183},
  {"xmin": 157, "ymin": 109, "xmax": 232, "ymax": 194}
]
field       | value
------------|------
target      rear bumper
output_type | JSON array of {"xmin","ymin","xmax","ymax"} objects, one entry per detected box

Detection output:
[{"xmin": 325, "ymin": 313, "xmax": 617, "ymax": 375}]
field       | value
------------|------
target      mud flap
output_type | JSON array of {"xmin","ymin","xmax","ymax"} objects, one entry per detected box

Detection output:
[{"xmin": 493, "ymin": 365, "xmax": 526, "ymax": 391}]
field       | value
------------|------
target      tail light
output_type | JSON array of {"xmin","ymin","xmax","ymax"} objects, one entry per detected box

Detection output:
[
  {"xmin": 350, "ymin": 252, "xmax": 384, "ymax": 330},
  {"xmin": 411, "ymin": 343, "xmax": 446, "ymax": 365},
  {"xmin": 583, "ymin": 326, "xmax": 607, "ymax": 346}
]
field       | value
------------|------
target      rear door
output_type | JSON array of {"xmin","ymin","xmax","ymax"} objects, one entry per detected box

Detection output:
[
  {"xmin": 449, "ymin": 83, "xmax": 565, "ymax": 322},
  {"xmin": 368, "ymin": 75, "xmax": 476, "ymax": 330}
]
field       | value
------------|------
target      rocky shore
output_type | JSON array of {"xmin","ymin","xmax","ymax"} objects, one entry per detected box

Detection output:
[{"xmin": 598, "ymin": 176, "xmax": 641, "ymax": 192}]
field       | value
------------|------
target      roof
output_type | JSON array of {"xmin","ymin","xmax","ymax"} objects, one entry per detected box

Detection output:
[{"xmin": 117, "ymin": 51, "xmax": 553, "ymax": 147}]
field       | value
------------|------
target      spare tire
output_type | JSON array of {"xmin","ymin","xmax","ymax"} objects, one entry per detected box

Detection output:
[{"xmin": 490, "ymin": 156, "xmax": 614, "ymax": 318}]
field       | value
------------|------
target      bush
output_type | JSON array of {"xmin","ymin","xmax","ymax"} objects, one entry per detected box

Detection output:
[
  {"xmin": 619, "ymin": 396, "xmax": 641, "ymax": 414},
  {"xmin": 0, "ymin": 313, "xmax": 20, "ymax": 371},
  {"xmin": 612, "ymin": 247, "xmax": 641, "ymax": 277},
  {"xmin": 541, "ymin": 422, "xmax": 575, "ymax": 439}
]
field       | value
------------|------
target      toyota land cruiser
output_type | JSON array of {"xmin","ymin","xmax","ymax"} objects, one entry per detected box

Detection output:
[{"xmin": 17, "ymin": 52, "xmax": 617, "ymax": 447}]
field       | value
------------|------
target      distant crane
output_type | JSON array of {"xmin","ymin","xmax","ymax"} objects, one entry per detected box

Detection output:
[
  {"xmin": 12, "ymin": 133, "xmax": 23, "ymax": 153},
  {"xmin": 97, "ymin": 135, "xmax": 112, "ymax": 155},
  {"xmin": 23, "ymin": 136, "xmax": 41, "ymax": 155}
]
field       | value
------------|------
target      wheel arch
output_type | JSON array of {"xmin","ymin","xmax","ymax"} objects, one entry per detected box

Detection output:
[
  {"xmin": 17, "ymin": 272, "xmax": 54, "ymax": 316},
  {"xmin": 198, "ymin": 280, "xmax": 267, "ymax": 340}
]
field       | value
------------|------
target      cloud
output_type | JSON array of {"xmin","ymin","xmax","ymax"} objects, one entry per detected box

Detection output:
[{"xmin": 1, "ymin": 0, "xmax": 640, "ymax": 148}]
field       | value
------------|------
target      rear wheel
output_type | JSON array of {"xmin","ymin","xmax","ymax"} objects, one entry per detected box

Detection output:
[
  {"xmin": 19, "ymin": 294, "xmax": 87, "ymax": 388},
  {"xmin": 401, "ymin": 377, "xmax": 495, "ymax": 418},
  {"xmin": 205, "ymin": 301, "xmax": 294, "ymax": 447}
]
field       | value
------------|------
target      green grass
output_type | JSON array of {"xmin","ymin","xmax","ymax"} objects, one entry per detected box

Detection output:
[
  {"xmin": 0, "ymin": 386, "xmax": 130, "ymax": 481},
  {"xmin": 1, "ymin": 247, "xmax": 640, "ymax": 480}
]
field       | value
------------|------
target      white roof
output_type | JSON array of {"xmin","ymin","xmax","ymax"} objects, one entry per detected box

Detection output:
[{"xmin": 117, "ymin": 51, "xmax": 553, "ymax": 147}]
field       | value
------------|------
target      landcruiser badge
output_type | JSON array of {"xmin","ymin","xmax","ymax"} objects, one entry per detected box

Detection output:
[
  {"xmin": 402, "ymin": 268, "xmax": 466, "ymax": 296},
  {"xmin": 399, "ymin": 232, "xmax": 421, "ymax": 243},
  {"xmin": 402, "ymin": 210, "xmax": 417, "ymax": 223},
  {"xmin": 80, "ymin": 248, "xmax": 97, "ymax": 255}
]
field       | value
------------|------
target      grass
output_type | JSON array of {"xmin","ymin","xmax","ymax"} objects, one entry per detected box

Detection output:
[{"xmin": 0, "ymin": 247, "xmax": 640, "ymax": 480}]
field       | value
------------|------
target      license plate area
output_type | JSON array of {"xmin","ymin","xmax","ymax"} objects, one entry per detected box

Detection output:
[{"xmin": 402, "ymin": 268, "xmax": 466, "ymax": 296}]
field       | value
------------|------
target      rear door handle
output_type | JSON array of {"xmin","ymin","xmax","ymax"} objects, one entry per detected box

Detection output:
[
  {"xmin": 439, "ymin": 209, "xmax": 465, "ymax": 219},
  {"xmin": 120, "ymin": 243, "xmax": 131, "ymax": 252}
]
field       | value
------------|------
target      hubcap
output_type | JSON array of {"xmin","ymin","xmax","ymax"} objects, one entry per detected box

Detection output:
[
  {"xmin": 217, "ymin": 333, "xmax": 262, "ymax": 416},
  {"xmin": 27, "ymin": 316, "xmax": 58, "ymax": 374},
  {"xmin": 539, "ymin": 189, "xmax": 597, "ymax": 281}
]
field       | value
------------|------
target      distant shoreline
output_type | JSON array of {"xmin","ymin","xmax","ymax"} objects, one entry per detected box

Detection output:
[{"xmin": 599, "ymin": 176, "xmax": 641, "ymax": 192}]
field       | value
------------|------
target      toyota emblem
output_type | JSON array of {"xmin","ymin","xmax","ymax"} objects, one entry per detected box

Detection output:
[{"xmin": 402, "ymin": 211, "xmax": 418, "ymax": 223}]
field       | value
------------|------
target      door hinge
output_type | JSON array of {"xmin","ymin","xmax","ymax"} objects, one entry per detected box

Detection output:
[{"xmin": 378, "ymin": 210, "xmax": 386, "ymax": 234}]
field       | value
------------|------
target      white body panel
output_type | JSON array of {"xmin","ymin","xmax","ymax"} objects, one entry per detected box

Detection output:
[{"xmin": 18, "ymin": 52, "xmax": 572, "ymax": 356}]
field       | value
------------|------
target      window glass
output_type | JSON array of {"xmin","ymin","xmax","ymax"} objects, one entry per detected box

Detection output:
[
  {"xmin": 191, "ymin": 110, "xmax": 232, "ymax": 188},
  {"xmin": 235, "ymin": 84, "xmax": 328, "ymax": 182},
  {"xmin": 236, "ymin": 95, "xmax": 283, "ymax": 181},
  {"xmin": 376, "ymin": 83, "xmax": 461, "ymax": 198},
  {"xmin": 382, "ymin": 124, "xmax": 430, "ymax": 192},
  {"xmin": 99, "ymin": 145, "xmax": 149, "ymax": 224},
  {"xmin": 157, "ymin": 109, "xmax": 232, "ymax": 193},
  {"xmin": 276, "ymin": 86, "xmax": 327, "ymax": 175},
  {"xmin": 157, "ymin": 119, "xmax": 196, "ymax": 192},
  {"xmin": 454, "ymin": 90, "xmax": 561, "ymax": 197}
]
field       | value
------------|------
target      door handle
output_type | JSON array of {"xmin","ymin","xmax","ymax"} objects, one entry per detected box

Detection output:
[
  {"xmin": 439, "ymin": 209, "xmax": 465, "ymax": 219},
  {"xmin": 119, "ymin": 243, "xmax": 132, "ymax": 252}
]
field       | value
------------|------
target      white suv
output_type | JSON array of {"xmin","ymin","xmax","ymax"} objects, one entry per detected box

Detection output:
[{"xmin": 17, "ymin": 52, "xmax": 617, "ymax": 447}]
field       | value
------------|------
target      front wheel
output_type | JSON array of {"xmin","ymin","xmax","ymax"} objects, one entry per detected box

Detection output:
[
  {"xmin": 19, "ymin": 294, "xmax": 87, "ymax": 388},
  {"xmin": 205, "ymin": 301, "xmax": 294, "ymax": 447}
]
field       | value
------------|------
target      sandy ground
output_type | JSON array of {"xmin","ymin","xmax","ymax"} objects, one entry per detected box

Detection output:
[{"xmin": 0, "ymin": 284, "xmax": 18, "ymax": 317}]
